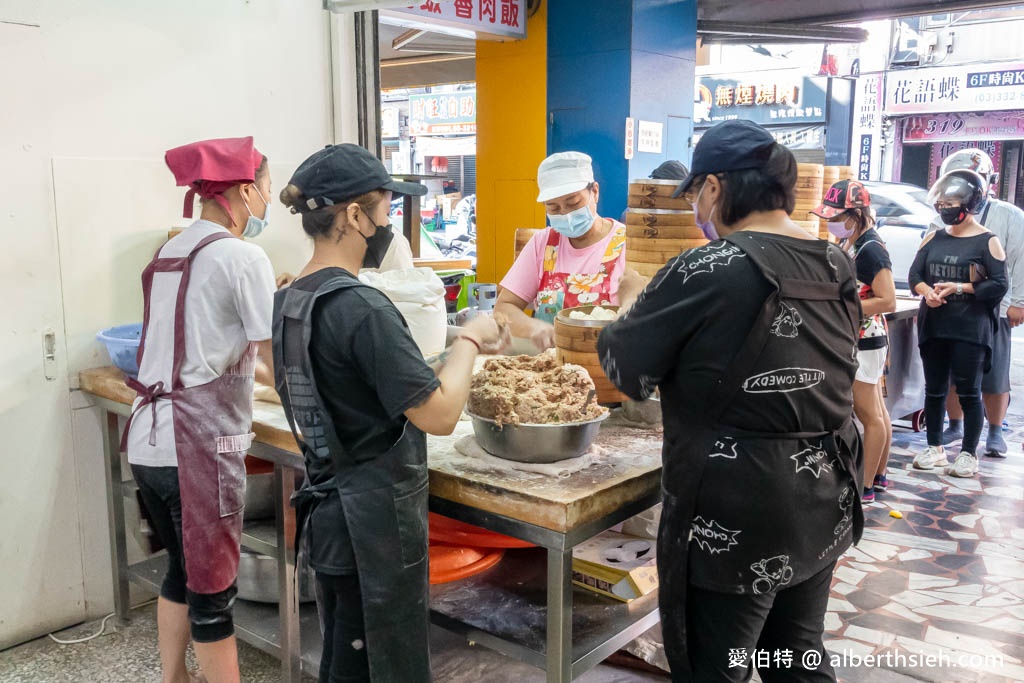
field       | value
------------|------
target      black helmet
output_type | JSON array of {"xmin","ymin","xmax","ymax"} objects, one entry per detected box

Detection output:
[{"xmin": 928, "ymin": 169, "xmax": 986, "ymax": 226}]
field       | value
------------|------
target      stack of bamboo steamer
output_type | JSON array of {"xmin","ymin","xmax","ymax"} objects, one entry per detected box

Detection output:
[
  {"xmin": 792, "ymin": 163, "xmax": 824, "ymax": 237},
  {"xmin": 625, "ymin": 179, "xmax": 707, "ymax": 278},
  {"xmin": 554, "ymin": 306, "xmax": 627, "ymax": 404}
]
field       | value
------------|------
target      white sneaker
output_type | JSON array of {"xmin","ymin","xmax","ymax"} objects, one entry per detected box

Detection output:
[
  {"xmin": 914, "ymin": 446, "xmax": 948, "ymax": 470},
  {"xmin": 946, "ymin": 453, "xmax": 979, "ymax": 478}
]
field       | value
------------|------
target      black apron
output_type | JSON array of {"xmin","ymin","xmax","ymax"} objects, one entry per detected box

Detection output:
[
  {"xmin": 657, "ymin": 233, "xmax": 865, "ymax": 679},
  {"xmin": 273, "ymin": 275, "xmax": 431, "ymax": 683}
]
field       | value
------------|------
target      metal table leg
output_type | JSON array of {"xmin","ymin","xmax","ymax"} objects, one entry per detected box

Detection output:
[
  {"xmin": 546, "ymin": 547, "xmax": 573, "ymax": 683},
  {"xmin": 102, "ymin": 410, "xmax": 131, "ymax": 621},
  {"xmin": 275, "ymin": 463, "xmax": 302, "ymax": 682}
]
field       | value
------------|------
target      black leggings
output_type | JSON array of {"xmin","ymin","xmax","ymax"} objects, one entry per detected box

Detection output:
[
  {"xmin": 921, "ymin": 339, "xmax": 986, "ymax": 453},
  {"xmin": 131, "ymin": 464, "xmax": 238, "ymax": 643},
  {"xmin": 316, "ymin": 572, "xmax": 370, "ymax": 683},
  {"xmin": 686, "ymin": 561, "xmax": 837, "ymax": 682}
]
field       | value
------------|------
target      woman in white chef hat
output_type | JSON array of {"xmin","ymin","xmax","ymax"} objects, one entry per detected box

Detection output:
[{"xmin": 495, "ymin": 151, "xmax": 646, "ymax": 350}]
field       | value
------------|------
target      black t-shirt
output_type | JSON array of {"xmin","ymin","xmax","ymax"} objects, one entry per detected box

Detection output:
[
  {"xmin": 599, "ymin": 234, "xmax": 862, "ymax": 594},
  {"xmin": 908, "ymin": 231, "xmax": 1008, "ymax": 350},
  {"xmin": 290, "ymin": 268, "xmax": 440, "ymax": 574},
  {"xmin": 853, "ymin": 229, "xmax": 892, "ymax": 351}
]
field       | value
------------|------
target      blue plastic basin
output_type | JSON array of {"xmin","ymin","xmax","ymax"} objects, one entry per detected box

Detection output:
[{"xmin": 96, "ymin": 324, "xmax": 143, "ymax": 377}]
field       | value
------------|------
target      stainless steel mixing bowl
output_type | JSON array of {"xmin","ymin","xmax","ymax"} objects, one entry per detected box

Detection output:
[{"xmin": 467, "ymin": 411, "xmax": 609, "ymax": 464}]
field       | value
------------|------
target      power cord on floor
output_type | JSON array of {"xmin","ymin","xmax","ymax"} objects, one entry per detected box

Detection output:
[
  {"xmin": 48, "ymin": 613, "xmax": 115, "ymax": 644},
  {"xmin": 47, "ymin": 598, "xmax": 158, "ymax": 644}
]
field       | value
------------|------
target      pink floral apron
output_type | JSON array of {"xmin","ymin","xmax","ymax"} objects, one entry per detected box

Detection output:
[{"xmin": 533, "ymin": 222, "xmax": 626, "ymax": 323}]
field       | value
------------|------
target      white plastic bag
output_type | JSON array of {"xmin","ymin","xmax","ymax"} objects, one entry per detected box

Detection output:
[{"xmin": 358, "ymin": 267, "xmax": 447, "ymax": 356}]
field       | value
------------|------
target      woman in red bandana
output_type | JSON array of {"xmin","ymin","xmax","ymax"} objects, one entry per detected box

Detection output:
[{"xmin": 124, "ymin": 137, "xmax": 276, "ymax": 683}]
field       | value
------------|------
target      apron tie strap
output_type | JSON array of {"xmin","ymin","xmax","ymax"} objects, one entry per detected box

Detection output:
[{"xmin": 120, "ymin": 378, "xmax": 170, "ymax": 450}]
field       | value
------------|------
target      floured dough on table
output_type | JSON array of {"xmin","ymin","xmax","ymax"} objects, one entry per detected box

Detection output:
[{"xmin": 467, "ymin": 350, "xmax": 606, "ymax": 426}]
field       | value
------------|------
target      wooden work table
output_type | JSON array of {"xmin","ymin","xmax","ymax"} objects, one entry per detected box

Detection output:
[
  {"xmin": 79, "ymin": 367, "xmax": 663, "ymax": 533},
  {"xmin": 80, "ymin": 366, "xmax": 664, "ymax": 682}
]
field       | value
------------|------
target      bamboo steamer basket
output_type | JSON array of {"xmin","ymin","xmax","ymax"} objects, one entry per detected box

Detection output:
[
  {"xmin": 514, "ymin": 228, "xmax": 542, "ymax": 260},
  {"xmin": 823, "ymin": 166, "xmax": 841, "ymax": 186},
  {"xmin": 628, "ymin": 179, "xmax": 683, "ymax": 199},
  {"xmin": 818, "ymin": 167, "xmax": 842, "ymax": 234},
  {"xmin": 625, "ymin": 207, "xmax": 707, "ymax": 270},
  {"xmin": 793, "ymin": 163, "xmax": 824, "ymax": 222},
  {"xmin": 627, "ymin": 178, "xmax": 687, "ymax": 210},
  {"xmin": 627, "ymin": 239, "xmax": 707, "ymax": 267},
  {"xmin": 796, "ymin": 163, "xmax": 825, "ymax": 178},
  {"xmin": 626, "ymin": 223, "xmax": 705, "ymax": 240},
  {"xmin": 793, "ymin": 220, "xmax": 820, "ymax": 236},
  {"xmin": 625, "ymin": 208, "xmax": 696, "ymax": 228},
  {"xmin": 837, "ymin": 166, "xmax": 855, "ymax": 181},
  {"xmin": 631, "ymin": 261, "xmax": 670, "ymax": 278},
  {"xmin": 554, "ymin": 306, "xmax": 627, "ymax": 404},
  {"xmin": 627, "ymin": 194, "xmax": 689, "ymax": 210}
]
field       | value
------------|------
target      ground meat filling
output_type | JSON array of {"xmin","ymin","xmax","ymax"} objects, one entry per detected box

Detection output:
[{"xmin": 468, "ymin": 352, "xmax": 606, "ymax": 426}]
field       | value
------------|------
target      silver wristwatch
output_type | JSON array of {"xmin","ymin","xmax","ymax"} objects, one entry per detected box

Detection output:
[{"xmin": 956, "ymin": 282, "xmax": 964, "ymax": 296}]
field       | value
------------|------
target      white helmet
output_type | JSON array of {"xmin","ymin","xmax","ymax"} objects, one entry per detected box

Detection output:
[{"xmin": 940, "ymin": 149, "xmax": 994, "ymax": 180}]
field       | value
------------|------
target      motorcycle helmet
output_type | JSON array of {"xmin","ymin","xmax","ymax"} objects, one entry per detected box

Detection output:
[
  {"xmin": 928, "ymin": 169, "xmax": 987, "ymax": 226},
  {"xmin": 940, "ymin": 148, "xmax": 994, "ymax": 180}
]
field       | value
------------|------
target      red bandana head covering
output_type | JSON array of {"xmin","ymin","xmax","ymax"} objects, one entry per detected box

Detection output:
[{"xmin": 165, "ymin": 136, "xmax": 264, "ymax": 220}]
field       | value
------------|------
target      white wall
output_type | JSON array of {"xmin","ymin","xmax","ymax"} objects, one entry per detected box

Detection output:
[{"xmin": 0, "ymin": 0, "xmax": 335, "ymax": 648}]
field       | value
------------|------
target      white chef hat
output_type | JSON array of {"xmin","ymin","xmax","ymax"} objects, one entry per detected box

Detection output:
[{"xmin": 536, "ymin": 151, "xmax": 594, "ymax": 203}]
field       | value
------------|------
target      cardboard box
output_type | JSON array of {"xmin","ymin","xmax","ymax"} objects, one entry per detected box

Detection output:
[
  {"xmin": 437, "ymin": 192, "xmax": 463, "ymax": 218},
  {"xmin": 571, "ymin": 530, "xmax": 658, "ymax": 602}
]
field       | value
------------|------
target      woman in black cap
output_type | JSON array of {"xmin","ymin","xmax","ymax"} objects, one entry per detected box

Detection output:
[
  {"xmin": 811, "ymin": 180, "xmax": 897, "ymax": 504},
  {"xmin": 273, "ymin": 143, "xmax": 509, "ymax": 683},
  {"xmin": 910, "ymin": 169, "xmax": 1007, "ymax": 479},
  {"xmin": 599, "ymin": 119, "xmax": 862, "ymax": 681}
]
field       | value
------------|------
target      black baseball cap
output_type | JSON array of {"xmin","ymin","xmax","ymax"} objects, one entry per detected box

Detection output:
[
  {"xmin": 650, "ymin": 160, "xmax": 689, "ymax": 181},
  {"xmin": 672, "ymin": 120, "xmax": 778, "ymax": 198},
  {"xmin": 285, "ymin": 143, "xmax": 427, "ymax": 213}
]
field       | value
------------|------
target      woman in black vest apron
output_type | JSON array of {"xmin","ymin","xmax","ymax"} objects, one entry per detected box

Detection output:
[
  {"xmin": 599, "ymin": 120, "xmax": 863, "ymax": 682},
  {"xmin": 272, "ymin": 144, "xmax": 508, "ymax": 683}
]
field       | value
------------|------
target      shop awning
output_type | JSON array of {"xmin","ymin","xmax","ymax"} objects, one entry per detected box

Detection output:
[
  {"xmin": 699, "ymin": 0, "xmax": 1024, "ymax": 42},
  {"xmin": 701, "ymin": 0, "xmax": 1024, "ymax": 25}
]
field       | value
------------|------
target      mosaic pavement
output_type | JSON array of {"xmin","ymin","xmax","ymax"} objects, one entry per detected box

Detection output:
[{"xmin": 823, "ymin": 421, "xmax": 1024, "ymax": 683}]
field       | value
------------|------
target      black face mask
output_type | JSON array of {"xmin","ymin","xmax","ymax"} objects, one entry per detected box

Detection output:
[
  {"xmin": 937, "ymin": 205, "xmax": 969, "ymax": 226},
  {"xmin": 360, "ymin": 221, "xmax": 395, "ymax": 269}
]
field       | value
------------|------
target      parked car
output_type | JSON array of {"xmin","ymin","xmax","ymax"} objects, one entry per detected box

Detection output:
[{"xmin": 863, "ymin": 181, "xmax": 937, "ymax": 290}]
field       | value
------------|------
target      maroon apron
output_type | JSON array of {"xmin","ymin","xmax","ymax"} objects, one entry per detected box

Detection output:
[{"xmin": 123, "ymin": 232, "xmax": 257, "ymax": 595}]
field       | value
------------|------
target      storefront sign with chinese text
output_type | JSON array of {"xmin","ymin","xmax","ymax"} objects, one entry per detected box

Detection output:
[
  {"xmin": 409, "ymin": 91, "xmax": 476, "ymax": 136},
  {"xmin": 850, "ymin": 73, "xmax": 884, "ymax": 181},
  {"xmin": 624, "ymin": 117, "xmax": 635, "ymax": 160},
  {"xmin": 389, "ymin": 0, "xmax": 526, "ymax": 40},
  {"xmin": 695, "ymin": 74, "xmax": 828, "ymax": 127},
  {"xmin": 928, "ymin": 140, "xmax": 1002, "ymax": 187},
  {"xmin": 693, "ymin": 125, "xmax": 824, "ymax": 150},
  {"xmin": 903, "ymin": 112, "xmax": 1024, "ymax": 143},
  {"xmin": 884, "ymin": 61, "xmax": 1024, "ymax": 114}
]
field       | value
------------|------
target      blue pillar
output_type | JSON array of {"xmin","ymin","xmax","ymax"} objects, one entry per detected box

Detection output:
[{"xmin": 547, "ymin": 0, "xmax": 697, "ymax": 220}]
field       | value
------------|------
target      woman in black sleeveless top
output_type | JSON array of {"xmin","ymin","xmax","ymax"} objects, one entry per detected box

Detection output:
[
  {"xmin": 909, "ymin": 169, "xmax": 1007, "ymax": 479},
  {"xmin": 811, "ymin": 180, "xmax": 897, "ymax": 504},
  {"xmin": 599, "ymin": 120, "xmax": 862, "ymax": 682}
]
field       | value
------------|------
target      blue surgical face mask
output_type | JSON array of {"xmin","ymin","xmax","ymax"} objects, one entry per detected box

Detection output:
[
  {"xmin": 692, "ymin": 184, "xmax": 719, "ymax": 241},
  {"xmin": 548, "ymin": 204, "xmax": 595, "ymax": 238},
  {"xmin": 242, "ymin": 186, "xmax": 271, "ymax": 238}
]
